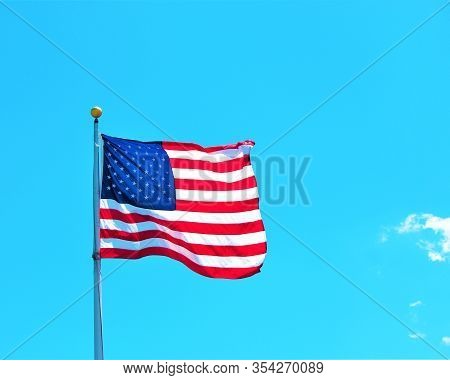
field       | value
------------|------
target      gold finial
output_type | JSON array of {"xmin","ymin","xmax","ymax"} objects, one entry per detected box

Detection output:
[{"xmin": 90, "ymin": 106, "xmax": 103, "ymax": 119}]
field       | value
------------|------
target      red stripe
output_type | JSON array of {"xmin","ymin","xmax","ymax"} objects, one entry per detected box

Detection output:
[
  {"xmin": 100, "ymin": 208, "xmax": 264, "ymax": 235},
  {"xmin": 101, "ymin": 229, "xmax": 267, "ymax": 257},
  {"xmin": 175, "ymin": 199, "xmax": 260, "ymax": 212},
  {"xmin": 100, "ymin": 247, "xmax": 262, "ymax": 279},
  {"xmin": 174, "ymin": 177, "xmax": 257, "ymax": 191},
  {"xmin": 163, "ymin": 140, "xmax": 255, "ymax": 153},
  {"xmin": 170, "ymin": 156, "xmax": 250, "ymax": 173}
]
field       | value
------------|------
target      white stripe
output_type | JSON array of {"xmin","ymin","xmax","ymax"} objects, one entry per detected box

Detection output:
[
  {"xmin": 100, "ymin": 237, "xmax": 265, "ymax": 268},
  {"xmin": 165, "ymin": 146, "xmax": 252, "ymax": 163},
  {"xmin": 175, "ymin": 187, "xmax": 259, "ymax": 202},
  {"xmin": 100, "ymin": 218, "xmax": 267, "ymax": 246},
  {"xmin": 100, "ymin": 198, "xmax": 263, "ymax": 223},
  {"xmin": 172, "ymin": 165, "xmax": 255, "ymax": 182}
]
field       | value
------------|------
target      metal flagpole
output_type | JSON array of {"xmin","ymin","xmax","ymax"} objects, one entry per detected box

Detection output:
[{"xmin": 91, "ymin": 106, "xmax": 104, "ymax": 360}]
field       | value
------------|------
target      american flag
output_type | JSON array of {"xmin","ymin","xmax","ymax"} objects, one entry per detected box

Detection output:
[{"xmin": 99, "ymin": 135, "xmax": 267, "ymax": 279}]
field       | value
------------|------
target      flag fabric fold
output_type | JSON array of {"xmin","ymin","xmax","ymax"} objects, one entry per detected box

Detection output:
[{"xmin": 99, "ymin": 135, "xmax": 267, "ymax": 279}]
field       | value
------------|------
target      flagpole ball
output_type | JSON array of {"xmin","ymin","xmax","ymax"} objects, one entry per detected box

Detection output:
[{"xmin": 91, "ymin": 106, "xmax": 103, "ymax": 119}]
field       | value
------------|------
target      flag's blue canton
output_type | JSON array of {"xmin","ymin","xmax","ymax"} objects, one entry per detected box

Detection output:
[{"xmin": 101, "ymin": 135, "xmax": 176, "ymax": 210}]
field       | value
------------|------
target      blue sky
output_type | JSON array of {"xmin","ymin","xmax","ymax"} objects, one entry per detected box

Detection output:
[{"xmin": 1, "ymin": 0, "xmax": 450, "ymax": 359}]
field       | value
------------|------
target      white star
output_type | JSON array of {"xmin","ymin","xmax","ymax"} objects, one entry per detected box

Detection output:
[
  {"xmin": 107, "ymin": 164, "xmax": 111, "ymax": 168},
  {"xmin": 106, "ymin": 186, "xmax": 111, "ymax": 190},
  {"xmin": 131, "ymin": 194, "xmax": 135, "ymax": 198}
]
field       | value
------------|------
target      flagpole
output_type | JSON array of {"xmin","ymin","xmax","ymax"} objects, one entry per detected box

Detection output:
[{"xmin": 91, "ymin": 106, "xmax": 104, "ymax": 360}]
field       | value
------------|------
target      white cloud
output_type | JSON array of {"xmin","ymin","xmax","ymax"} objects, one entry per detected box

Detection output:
[
  {"xmin": 409, "ymin": 332, "xmax": 426, "ymax": 340},
  {"xmin": 409, "ymin": 300, "xmax": 422, "ymax": 308},
  {"xmin": 396, "ymin": 213, "xmax": 450, "ymax": 263},
  {"xmin": 397, "ymin": 214, "xmax": 424, "ymax": 234},
  {"xmin": 442, "ymin": 337, "xmax": 450, "ymax": 345},
  {"xmin": 428, "ymin": 252, "xmax": 445, "ymax": 262}
]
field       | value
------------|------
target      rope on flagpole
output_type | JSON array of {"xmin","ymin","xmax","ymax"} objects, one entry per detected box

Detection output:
[{"xmin": 91, "ymin": 106, "xmax": 104, "ymax": 360}]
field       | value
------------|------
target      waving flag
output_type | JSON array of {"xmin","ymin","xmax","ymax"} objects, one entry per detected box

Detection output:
[{"xmin": 99, "ymin": 135, "xmax": 267, "ymax": 279}]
